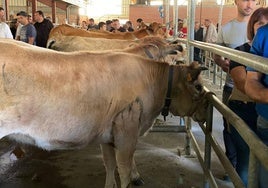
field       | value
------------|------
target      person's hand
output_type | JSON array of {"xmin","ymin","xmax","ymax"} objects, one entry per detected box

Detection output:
[{"xmin": 221, "ymin": 58, "xmax": 230, "ymax": 72}]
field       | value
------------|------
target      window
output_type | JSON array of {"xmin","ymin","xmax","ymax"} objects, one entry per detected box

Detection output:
[{"xmin": 81, "ymin": 0, "xmax": 122, "ymax": 17}]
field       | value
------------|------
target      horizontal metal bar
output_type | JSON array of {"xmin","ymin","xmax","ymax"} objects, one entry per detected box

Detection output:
[
  {"xmin": 150, "ymin": 125, "xmax": 186, "ymax": 132},
  {"xmin": 190, "ymin": 40, "xmax": 268, "ymax": 74},
  {"xmin": 203, "ymin": 87, "xmax": 268, "ymax": 171},
  {"xmin": 248, "ymin": 151, "xmax": 259, "ymax": 188},
  {"xmin": 171, "ymin": 38, "xmax": 268, "ymax": 74}
]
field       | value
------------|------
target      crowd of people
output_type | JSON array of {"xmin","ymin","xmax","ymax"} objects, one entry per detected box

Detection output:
[
  {"xmin": 0, "ymin": 10, "xmax": 148, "ymax": 46},
  {"xmin": 213, "ymin": 0, "xmax": 268, "ymax": 186},
  {"xmin": 0, "ymin": 7, "xmax": 53, "ymax": 47},
  {"xmin": 80, "ymin": 17, "xmax": 144, "ymax": 33},
  {"xmin": 1, "ymin": 4, "xmax": 268, "ymax": 187},
  {"xmin": 0, "ymin": 8, "xmax": 149, "ymax": 47}
]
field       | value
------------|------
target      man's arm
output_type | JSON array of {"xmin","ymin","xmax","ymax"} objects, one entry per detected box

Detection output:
[
  {"xmin": 28, "ymin": 37, "xmax": 35, "ymax": 45},
  {"xmin": 245, "ymin": 71, "xmax": 268, "ymax": 103},
  {"xmin": 15, "ymin": 24, "xmax": 22, "ymax": 40},
  {"xmin": 230, "ymin": 66, "xmax": 246, "ymax": 93}
]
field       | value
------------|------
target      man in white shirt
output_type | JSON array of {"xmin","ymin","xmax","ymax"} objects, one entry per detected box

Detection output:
[
  {"xmin": 203, "ymin": 19, "xmax": 218, "ymax": 43},
  {"xmin": 0, "ymin": 7, "xmax": 13, "ymax": 39}
]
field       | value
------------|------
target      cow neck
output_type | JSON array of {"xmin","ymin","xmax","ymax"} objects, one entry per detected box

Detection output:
[
  {"xmin": 161, "ymin": 66, "xmax": 174, "ymax": 121},
  {"xmin": 130, "ymin": 33, "xmax": 139, "ymax": 40}
]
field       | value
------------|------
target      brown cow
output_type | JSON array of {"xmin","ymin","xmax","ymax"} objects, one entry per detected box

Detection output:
[
  {"xmin": 47, "ymin": 35, "xmax": 184, "ymax": 63},
  {"xmin": 48, "ymin": 23, "xmax": 166, "ymax": 41},
  {"xmin": 47, "ymin": 35, "xmax": 138, "ymax": 51},
  {"xmin": 0, "ymin": 39, "xmax": 208, "ymax": 188}
]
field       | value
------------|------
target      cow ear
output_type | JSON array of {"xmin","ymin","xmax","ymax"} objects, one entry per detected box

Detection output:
[
  {"xmin": 187, "ymin": 62, "xmax": 207, "ymax": 81},
  {"xmin": 142, "ymin": 44, "xmax": 158, "ymax": 53}
]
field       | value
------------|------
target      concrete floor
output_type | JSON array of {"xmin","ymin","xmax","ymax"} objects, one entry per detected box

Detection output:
[{"xmin": 0, "ymin": 112, "xmax": 234, "ymax": 188}]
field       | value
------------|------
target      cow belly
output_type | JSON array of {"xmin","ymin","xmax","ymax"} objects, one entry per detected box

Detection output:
[
  {"xmin": 0, "ymin": 112, "xmax": 113, "ymax": 150},
  {"xmin": 0, "ymin": 94, "xmax": 122, "ymax": 151},
  {"xmin": 5, "ymin": 124, "xmax": 113, "ymax": 150}
]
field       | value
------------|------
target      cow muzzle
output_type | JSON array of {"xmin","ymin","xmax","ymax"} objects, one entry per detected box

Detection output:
[{"xmin": 190, "ymin": 91, "xmax": 214, "ymax": 123}]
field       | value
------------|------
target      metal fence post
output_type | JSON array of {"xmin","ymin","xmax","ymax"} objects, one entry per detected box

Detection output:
[{"xmin": 185, "ymin": 117, "xmax": 192, "ymax": 156}]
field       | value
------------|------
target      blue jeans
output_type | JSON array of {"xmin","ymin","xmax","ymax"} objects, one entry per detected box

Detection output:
[
  {"xmin": 256, "ymin": 116, "xmax": 268, "ymax": 188},
  {"xmin": 228, "ymin": 100, "xmax": 257, "ymax": 186},
  {"xmin": 223, "ymin": 85, "xmax": 237, "ymax": 168}
]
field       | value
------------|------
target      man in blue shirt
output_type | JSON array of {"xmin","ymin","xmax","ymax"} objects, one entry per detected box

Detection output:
[
  {"xmin": 16, "ymin": 11, "xmax": 36, "ymax": 45},
  {"xmin": 245, "ymin": 23, "xmax": 268, "ymax": 188}
]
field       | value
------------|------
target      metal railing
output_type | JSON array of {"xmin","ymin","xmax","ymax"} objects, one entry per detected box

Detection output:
[
  {"xmin": 201, "ymin": 51, "xmax": 226, "ymax": 89},
  {"xmin": 195, "ymin": 88, "xmax": 268, "ymax": 188},
  {"xmin": 190, "ymin": 40, "xmax": 268, "ymax": 188},
  {"xmin": 169, "ymin": 37, "xmax": 268, "ymax": 188}
]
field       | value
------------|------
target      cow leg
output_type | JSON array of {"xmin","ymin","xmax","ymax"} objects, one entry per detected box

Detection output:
[
  {"xmin": 113, "ymin": 99, "xmax": 142, "ymax": 188},
  {"xmin": 100, "ymin": 143, "xmax": 118, "ymax": 188},
  {"xmin": 115, "ymin": 148, "xmax": 135, "ymax": 188},
  {"xmin": 101, "ymin": 145, "xmax": 144, "ymax": 188},
  {"xmin": 100, "ymin": 144, "xmax": 144, "ymax": 188},
  {"xmin": 131, "ymin": 158, "xmax": 144, "ymax": 186}
]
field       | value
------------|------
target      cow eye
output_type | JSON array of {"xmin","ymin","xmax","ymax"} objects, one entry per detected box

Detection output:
[{"xmin": 195, "ymin": 84, "xmax": 203, "ymax": 92}]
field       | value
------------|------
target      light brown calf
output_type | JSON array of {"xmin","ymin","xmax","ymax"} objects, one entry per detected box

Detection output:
[
  {"xmin": 47, "ymin": 35, "xmax": 138, "ymax": 51},
  {"xmin": 47, "ymin": 35, "xmax": 185, "ymax": 64},
  {"xmin": 48, "ymin": 23, "xmax": 166, "ymax": 41}
]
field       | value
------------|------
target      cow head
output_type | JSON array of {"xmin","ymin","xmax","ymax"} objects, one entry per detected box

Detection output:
[
  {"xmin": 148, "ymin": 22, "xmax": 166, "ymax": 37},
  {"xmin": 169, "ymin": 62, "xmax": 209, "ymax": 123},
  {"xmin": 48, "ymin": 24, "xmax": 73, "ymax": 37}
]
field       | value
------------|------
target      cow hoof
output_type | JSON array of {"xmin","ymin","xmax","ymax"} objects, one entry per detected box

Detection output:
[{"xmin": 132, "ymin": 178, "xmax": 145, "ymax": 186}]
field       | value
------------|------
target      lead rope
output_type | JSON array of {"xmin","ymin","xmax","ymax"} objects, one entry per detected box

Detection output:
[{"xmin": 161, "ymin": 66, "xmax": 174, "ymax": 121}]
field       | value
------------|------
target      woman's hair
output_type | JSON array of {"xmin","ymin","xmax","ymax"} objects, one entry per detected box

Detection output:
[
  {"xmin": 247, "ymin": 7, "xmax": 268, "ymax": 41},
  {"xmin": 98, "ymin": 22, "xmax": 106, "ymax": 29}
]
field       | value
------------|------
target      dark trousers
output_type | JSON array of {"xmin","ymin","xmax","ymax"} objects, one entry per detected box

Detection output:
[
  {"xmin": 194, "ymin": 48, "xmax": 202, "ymax": 64},
  {"xmin": 256, "ymin": 116, "xmax": 268, "ymax": 188},
  {"xmin": 222, "ymin": 85, "xmax": 237, "ymax": 168},
  {"xmin": 228, "ymin": 100, "xmax": 257, "ymax": 186}
]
